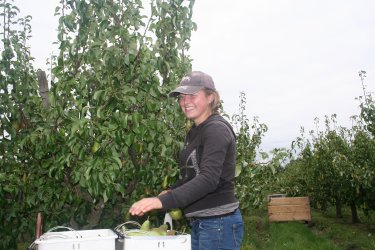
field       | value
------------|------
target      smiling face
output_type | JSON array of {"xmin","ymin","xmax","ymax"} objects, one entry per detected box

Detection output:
[{"xmin": 178, "ymin": 89, "xmax": 213, "ymax": 126}]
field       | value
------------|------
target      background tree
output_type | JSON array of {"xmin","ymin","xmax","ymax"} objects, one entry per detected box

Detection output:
[
  {"xmin": 1, "ymin": 0, "xmax": 196, "ymax": 247},
  {"xmin": 231, "ymin": 92, "xmax": 286, "ymax": 212}
]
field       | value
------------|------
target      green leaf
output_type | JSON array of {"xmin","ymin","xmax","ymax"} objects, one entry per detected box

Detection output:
[
  {"xmin": 97, "ymin": 106, "xmax": 104, "ymax": 119},
  {"xmin": 235, "ymin": 164, "xmax": 242, "ymax": 178},
  {"xmin": 147, "ymin": 142, "xmax": 154, "ymax": 152},
  {"xmin": 164, "ymin": 134, "xmax": 173, "ymax": 145},
  {"xmin": 112, "ymin": 156, "xmax": 122, "ymax": 168},
  {"xmin": 270, "ymin": 165, "xmax": 276, "ymax": 175},
  {"xmin": 160, "ymin": 144, "xmax": 167, "ymax": 157},
  {"xmin": 71, "ymin": 120, "xmax": 80, "ymax": 133},
  {"xmin": 103, "ymin": 190, "xmax": 109, "ymax": 203},
  {"xmin": 125, "ymin": 134, "xmax": 134, "ymax": 147},
  {"xmin": 93, "ymin": 90, "xmax": 105, "ymax": 100},
  {"xmin": 99, "ymin": 172, "xmax": 105, "ymax": 184},
  {"xmin": 84, "ymin": 166, "xmax": 93, "ymax": 180}
]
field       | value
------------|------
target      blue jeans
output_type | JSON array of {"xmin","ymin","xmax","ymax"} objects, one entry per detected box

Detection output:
[{"xmin": 190, "ymin": 208, "xmax": 244, "ymax": 250}]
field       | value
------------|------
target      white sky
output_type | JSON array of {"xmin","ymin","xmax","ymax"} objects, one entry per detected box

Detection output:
[{"xmin": 14, "ymin": 0, "xmax": 375, "ymax": 151}]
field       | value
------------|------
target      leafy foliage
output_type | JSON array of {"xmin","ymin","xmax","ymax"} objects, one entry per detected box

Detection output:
[
  {"xmin": 276, "ymin": 71, "xmax": 375, "ymax": 222},
  {"xmin": 47, "ymin": 0, "xmax": 195, "ymax": 229},
  {"xmin": 231, "ymin": 92, "xmax": 286, "ymax": 212},
  {"xmin": 1, "ymin": 0, "xmax": 196, "ymax": 247},
  {"xmin": 0, "ymin": 1, "xmax": 47, "ymax": 248},
  {"xmin": 279, "ymin": 107, "xmax": 375, "ymax": 222}
]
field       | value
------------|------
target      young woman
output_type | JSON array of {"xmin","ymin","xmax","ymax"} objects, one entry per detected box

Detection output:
[{"xmin": 129, "ymin": 71, "xmax": 244, "ymax": 250}]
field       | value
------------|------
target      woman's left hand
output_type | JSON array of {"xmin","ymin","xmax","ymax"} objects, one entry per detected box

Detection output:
[{"xmin": 129, "ymin": 197, "xmax": 163, "ymax": 216}]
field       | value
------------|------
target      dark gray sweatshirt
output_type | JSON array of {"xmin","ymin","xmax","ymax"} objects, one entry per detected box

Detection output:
[{"xmin": 158, "ymin": 113, "xmax": 238, "ymax": 216}]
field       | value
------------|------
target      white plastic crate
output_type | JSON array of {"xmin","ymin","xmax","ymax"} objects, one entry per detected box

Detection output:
[
  {"xmin": 34, "ymin": 228, "xmax": 118, "ymax": 250},
  {"xmin": 119, "ymin": 234, "xmax": 191, "ymax": 250},
  {"xmin": 115, "ymin": 213, "xmax": 191, "ymax": 250}
]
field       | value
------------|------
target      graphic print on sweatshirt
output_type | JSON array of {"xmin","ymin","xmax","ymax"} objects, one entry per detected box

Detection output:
[{"xmin": 181, "ymin": 148, "xmax": 200, "ymax": 181}]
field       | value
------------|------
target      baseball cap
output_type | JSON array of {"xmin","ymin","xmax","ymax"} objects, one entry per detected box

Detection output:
[{"xmin": 169, "ymin": 71, "xmax": 216, "ymax": 98}]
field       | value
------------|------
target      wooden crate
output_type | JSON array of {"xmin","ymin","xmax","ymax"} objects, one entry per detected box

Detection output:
[{"xmin": 268, "ymin": 197, "xmax": 311, "ymax": 222}]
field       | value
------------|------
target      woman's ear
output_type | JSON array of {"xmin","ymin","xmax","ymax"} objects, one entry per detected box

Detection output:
[{"xmin": 208, "ymin": 94, "xmax": 214, "ymax": 104}]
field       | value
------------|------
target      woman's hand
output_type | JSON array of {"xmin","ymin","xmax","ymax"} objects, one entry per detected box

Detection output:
[{"xmin": 129, "ymin": 197, "xmax": 162, "ymax": 216}]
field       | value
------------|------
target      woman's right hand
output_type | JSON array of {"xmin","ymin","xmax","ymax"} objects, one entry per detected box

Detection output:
[{"xmin": 129, "ymin": 197, "xmax": 162, "ymax": 216}]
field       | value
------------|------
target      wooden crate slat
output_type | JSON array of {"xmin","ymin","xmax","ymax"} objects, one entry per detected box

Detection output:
[
  {"xmin": 268, "ymin": 197, "xmax": 310, "ymax": 206},
  {"xmin": 269, "ymin": 212, "xmax": 311, "ymax": 222},
  {"xmin": 268, "ymin": 205, "xmax": 310, "ymax": 213}
]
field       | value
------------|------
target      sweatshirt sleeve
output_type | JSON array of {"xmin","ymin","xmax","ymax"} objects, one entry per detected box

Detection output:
[{"xmin": 159, "ymin": 121, "xmax": 233, "ymax": 210}]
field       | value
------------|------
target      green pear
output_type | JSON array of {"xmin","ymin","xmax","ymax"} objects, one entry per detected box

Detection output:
[
  {"xmin": 140, "ymin": 218, "xmax": 150, "ymax": 231},
  {"xmin": 91, "ymin": 141, "xmax": 101, "ymax": 154},
  {"xmin": 127, "ymin": 230, "xmax": 148, "ymax": 236},
  {"xmin": 150, "ymin": 227, "xmax": 167, "ymax": 236},
  {"xmin": 167, "ymin": 230, "xmax": 176, "ymax": 236},
  {"xmin": 158, "ymin": 224, "xmax": 168, "ymax": 231},
  {"xmin": 169, "ymin": 208, "xmax": 183, "ymax": 220},
  {"xmin": 162, "ymin": 176, "xmax": 168, "ymax": 189}
]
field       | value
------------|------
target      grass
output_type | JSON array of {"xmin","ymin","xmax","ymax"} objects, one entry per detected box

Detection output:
[
  {"xmin": 263, "ymin": 222, "xmax": 340, "ymax": 250},
  {"xmin": 310, "ymin": 208, "xmax": 375, "ymax": 250},
  {"xmin": 241, "ymin": 207, "xmax": 375, "ymax": 250}
]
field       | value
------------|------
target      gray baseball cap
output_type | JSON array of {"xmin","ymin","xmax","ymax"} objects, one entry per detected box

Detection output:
[{"xmin": 169, "ymin": 71, "xmax": 216, "ymax": 98}]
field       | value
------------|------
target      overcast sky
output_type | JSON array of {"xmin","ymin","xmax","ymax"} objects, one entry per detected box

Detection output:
[{"xmin": 14, "ymin": 0, "xmax": 375, "ymax": 151}]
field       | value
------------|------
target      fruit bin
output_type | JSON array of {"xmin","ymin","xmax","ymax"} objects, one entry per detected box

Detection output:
[
  {"xmin": 117, "ymin": 234, "xmax": 191, "ymax": 250},
  {"xmin": 114, "ymin": 213, "xmax": 191, "ymax": 250},
  {"xmin": 32, "ymin": 226, "xmax": 118, "ymax": 250}
]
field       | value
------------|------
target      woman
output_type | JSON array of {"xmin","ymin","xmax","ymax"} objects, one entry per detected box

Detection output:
[{"xmin": 129, "ymin": 71, "xmax": 244, "ymax": 250}]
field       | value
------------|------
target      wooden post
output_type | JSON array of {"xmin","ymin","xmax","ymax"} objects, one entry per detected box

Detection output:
[
  {"xmin": 37, "ymin": 70, "xmax": 50, "ymax": 108},
  {"xmin": 35, "ymin": 212, "xmax": 42, "ymax": 238},
  {"xmin": 35, "ymin": 212, "xmax": 42, "ymax": 249}
]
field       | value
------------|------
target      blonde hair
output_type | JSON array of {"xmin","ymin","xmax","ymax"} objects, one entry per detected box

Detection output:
[{"xmin": 204, "ymin": 88, "xmax": 222, "ymax": 113}]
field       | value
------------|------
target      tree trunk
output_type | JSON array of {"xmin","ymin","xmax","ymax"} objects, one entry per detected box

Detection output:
[
  {"xmin": 84, "ymin": 199, "xmax": 105, "ymax": 229},
  {"xmin": 350, "ymin": 202, "xmax": 360, "ymax": 223},
  {"xmin": 37, "ymin": 70, "xmax": 50, "ymax": 108},
  {"xmin": 335, "ymin": 198, "xmax": 343, "ymax": 218}
]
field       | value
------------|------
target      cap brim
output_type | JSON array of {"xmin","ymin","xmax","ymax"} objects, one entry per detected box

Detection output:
[{"xmin": 168, "ymin": 86, "xmax": 204, "ymax": 98}]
